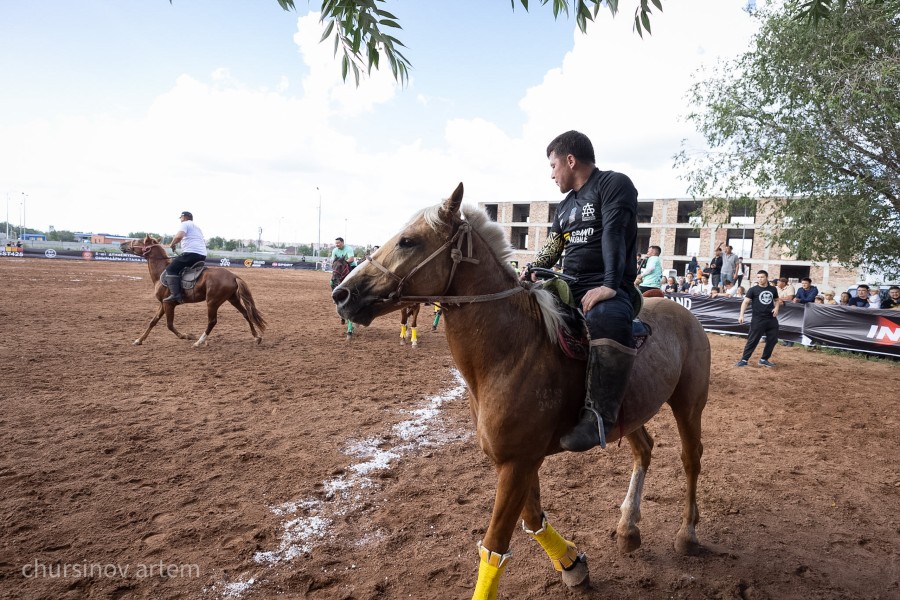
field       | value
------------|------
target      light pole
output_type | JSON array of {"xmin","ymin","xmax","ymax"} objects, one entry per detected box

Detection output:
[
  {"xmin": 316, "ymin": 186, "xmax": 322, "ymax": 258},
  {"xmin": 21, "ymin": 192, "xmax": 26, "ymax": 241}
]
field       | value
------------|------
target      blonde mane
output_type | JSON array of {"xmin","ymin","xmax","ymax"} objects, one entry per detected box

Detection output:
[{"xmin": 418, "ymin": 202, "xmax": 564, "ymax": 344}]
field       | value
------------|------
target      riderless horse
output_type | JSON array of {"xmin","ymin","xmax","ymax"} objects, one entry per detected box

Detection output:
[
  {"xmin": 332, "ymin": 184, "xmax": 710, "ymax": 599},
  {"xmin": 121, "ymin": 237, "xmax": 266, "ymax": 347}
]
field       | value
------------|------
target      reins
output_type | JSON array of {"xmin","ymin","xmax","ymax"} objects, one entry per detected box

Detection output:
[{"xmin": 365, "ymin": 220, "xmax": 526, "ymax": 306}]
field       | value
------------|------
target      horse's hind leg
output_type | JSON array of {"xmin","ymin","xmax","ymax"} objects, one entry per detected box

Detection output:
[
  {"xmin": 194, "ymin": 299, "xmax": 226, "ymax": 347},
  {"xmin": 134, "ymin": 304, "xmax": 165, "ymax": 345},
  {"xmin": 670, "ymin": 391, "xmax": 706, "ymax": 555},
  {"xmin": 521, "ymin": 472, "xmax": 589, "ymax": 588},
  {"xmin": 617, "ymin": 426, "xmax": 654, "ymax": 553},
  {"xmin": 409, "ymin": 305, "xmax": 419, "ymax": 347}
]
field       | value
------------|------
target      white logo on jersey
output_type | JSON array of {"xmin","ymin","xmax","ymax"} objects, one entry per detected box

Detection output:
[
  {"xmin": 567, "ymin": 228, "xmax": 595, "ymax": 244},
  {"xmin": 759, "ymin": 290, "xmax": 774, "ymax": 305},
  {"xmin": 581, "ymin": 203, "xmax": 596, "ymax": 221}
]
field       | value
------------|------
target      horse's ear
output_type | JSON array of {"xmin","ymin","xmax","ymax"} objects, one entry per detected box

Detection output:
[{"xmin": 439, "ymin": 182, "xmax": 464, "ymax": 221}]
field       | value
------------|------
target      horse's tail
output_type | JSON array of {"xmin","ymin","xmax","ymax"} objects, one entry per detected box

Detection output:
[{"xmin": 236, "ymin": 277, "xmax": 267, "ymax": 333}]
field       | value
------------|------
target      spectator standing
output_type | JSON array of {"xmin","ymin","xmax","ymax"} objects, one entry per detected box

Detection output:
[
  {"xmin": 776, "ymin": 277, "xmax": 796, "ymax": 302},
  {"xmin": 848, "ymin": 285, "xmax": 872, "ymax": 307},
  {"xmin": 720, "ymin": 245, "xmax": 739, "ymax": 286},
  {"xmin": 687, "ymin": 255, "xmax": 699, "ymax": 278},
  {"xmin": 839, "ymin": 291, "xmax": 852, "ymax": 306},
  {"xmin": 679, "ymin": 275, "xmax": 692, "ymax": 293},
  {"xmin": 736, "ymin": 270, "xmax": 782, "ymax": 368},
  {"xmin": 823, "ymin": 291, "xmax": 838, "ymax": 305},
  {"xmin": 708, "ymin": 248, "xmax": 723, "ymax": 287},
  {"xmin": 635, "ymin": 245, "xmax": 663, "ymax": 293},
  {"xmin": 793, "ymin": 278, "xmax": 819, "ymax": 304},
  {"xmin": 734, "ymin": 256, "xmax": 745, "ymax": 287}
]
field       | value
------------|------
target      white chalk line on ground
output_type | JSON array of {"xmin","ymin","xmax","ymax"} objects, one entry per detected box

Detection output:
[{"xmin": 209, "ymin": 369, "xmax": 469, "ymax": 599}]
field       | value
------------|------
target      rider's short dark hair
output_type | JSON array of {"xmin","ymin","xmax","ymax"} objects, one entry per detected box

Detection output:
[
  {"xmin": 335, "ymin": 237, "xmax": 344, "ymax": 242},
  {"xmin": 758, "ymin": 270, "xmax": 769, "ymax": 277},
  {"xmin": 546, "ymin": 130, "xmax": 595, "ymax": 164}
]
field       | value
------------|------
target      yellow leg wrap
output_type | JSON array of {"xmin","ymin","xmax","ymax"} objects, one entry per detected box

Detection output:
[
  {"xmin": 410, "ymin": 327, "xmax": 417, "ymax": 343},
  {"xmin": 472, "ymin": 541, "xmax": 511, "ymax": 600},
  {"xmin": 400, "ymin": 324, "xmax": 407, "ymax": 339},
  {"xmin": 523, "ymin": 515, "xmax": 579, "ymax": 572}
]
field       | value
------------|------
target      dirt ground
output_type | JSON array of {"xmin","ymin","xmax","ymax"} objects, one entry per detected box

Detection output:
[{"xmin": 1, "ymin": 259, "xmax": 898, "ymax": 600}]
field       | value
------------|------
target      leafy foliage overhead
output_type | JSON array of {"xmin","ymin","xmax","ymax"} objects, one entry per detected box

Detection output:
[
  {"xmin": 267, "ymin": 1, "xmax": 849, "ymax": 84},
  {"xmin": 675, "ymin": 0, "xmax": 900, "ymax": 279}
]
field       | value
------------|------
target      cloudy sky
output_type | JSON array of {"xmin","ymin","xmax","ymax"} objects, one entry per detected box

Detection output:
[{"xmin": 0, "ymin": 0, "xmax": 760, "ymax": 249}]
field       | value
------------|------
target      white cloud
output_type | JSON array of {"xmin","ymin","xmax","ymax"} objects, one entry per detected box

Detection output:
[{"xmin": 0, "ymin": 3, "xmax": 761, "ymax": 247}]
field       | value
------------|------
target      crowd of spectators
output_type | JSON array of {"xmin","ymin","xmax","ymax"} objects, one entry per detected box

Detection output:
[{"xmin": 646, "ymin": 257, "xmax": 899, "ymax": 311}]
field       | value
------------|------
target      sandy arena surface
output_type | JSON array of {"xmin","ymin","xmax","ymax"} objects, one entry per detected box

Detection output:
[{"xmin": 1, "ymin": 259, "xmax": 898, "ymax": 600}]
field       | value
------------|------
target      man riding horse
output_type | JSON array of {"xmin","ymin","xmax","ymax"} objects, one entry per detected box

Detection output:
[
  {"xmin": 164, "ymin": 211, "xmax": 207, "ymax": 304},
  {"xmin": 523, "ymin": 130, "xmax": 639, "ymax": 451}
]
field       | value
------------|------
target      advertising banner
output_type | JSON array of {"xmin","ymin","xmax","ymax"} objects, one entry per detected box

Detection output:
[
  {"xmin": 7, "ymin": 247, "xmax": 316, "ymax": 269},
  {"xmin": 802, "ymin": 304, "xmax": 900, "ymax": 358},
  {"xmin": 664, "ymin": 293, "xmax": 804, "ymax": 343}
]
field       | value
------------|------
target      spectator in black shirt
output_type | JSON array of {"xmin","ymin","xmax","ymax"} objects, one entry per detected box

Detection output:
[{"xmin": 736, "ymin": 270, "xmax": 782, "ymax": 368}]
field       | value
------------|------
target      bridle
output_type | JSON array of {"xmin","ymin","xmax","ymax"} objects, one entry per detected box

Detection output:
[{"xmin": 364, "ymin": 220, "xmax": 525, "ymax": 306}]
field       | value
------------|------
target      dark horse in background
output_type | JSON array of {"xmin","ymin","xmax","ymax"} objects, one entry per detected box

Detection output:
[
  {"xmin": 333, "ymin": 184, "xmax": 710, "ymax": 599},
  {"xmin": 121, "ymin": 237, "xmax": 266, "ymax": 347},
  {"xmin": 330, "ymin": 256, "xmax": 355, "ymax": 340}
]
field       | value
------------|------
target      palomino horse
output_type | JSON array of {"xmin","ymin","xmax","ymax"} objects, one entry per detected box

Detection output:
[
  {"xmin": 332, "ymin": 184, "xmax": 710, "ymax": 599},
  {"xmin": 121, "ymin": 237, "xmax": 266, "ymax": 347},
  {"xmin": 399, "ymin": 303, "xmax": 421, "ymax": 347},
  {"xmin": 330, "ymin": 257, "xmax": 355, "ymax": 340}
]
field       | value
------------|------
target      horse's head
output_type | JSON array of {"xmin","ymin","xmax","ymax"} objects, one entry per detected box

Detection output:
[
  {"xmin": 121, "ymin": 236, "xmax": 162, "ymax": 257},
  {"xmin": 332, "ymin": 182, "xmax": 516, "ymax": 326}
]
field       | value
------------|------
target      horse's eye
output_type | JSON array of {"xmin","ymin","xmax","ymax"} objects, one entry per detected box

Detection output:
[{"xmin": 398, "ymin": 237, "xmax": 416, "ymax": 249}]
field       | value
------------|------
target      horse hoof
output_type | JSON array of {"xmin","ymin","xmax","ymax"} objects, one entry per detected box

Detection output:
[
  {"xmin": 560, "ymin": 554, "xmax": 590, "ymax": 588},
  {"xmin": 132, "ymin": 340, "xmax": 142, "ymax": 346},
  {"xmin": 674, "ymin": 535, "xmax": 702, "ymax": 556},
  {"xmin": 411, "ymin": 341, "xmax": 418, "ymax": 348},
  {"xmin": 400, "ymin": 339, "xmax": 406, "ymax": 345},
  {"xmin": 616, "ymin": 527, "xmax": 642, "ymax": 553},
  {"xmin": 255, "ymin": 337, "xmax": 262, "ymax": 345}
]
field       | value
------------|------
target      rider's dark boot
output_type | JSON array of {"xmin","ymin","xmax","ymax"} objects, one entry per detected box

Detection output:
[
  {"xmin": 559, "ymin": 339, "xmax": 637, "ymax": 452},
  {"xmin": 162, "ymin": 274, "xmax": 184, "ymax": 304}
]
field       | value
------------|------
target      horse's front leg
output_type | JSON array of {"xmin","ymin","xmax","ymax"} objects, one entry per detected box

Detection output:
[
  {"xmin": 520, "ymin": 471, "xmax": 589, "ymax": 588},
  {"xmin": 133, "ymin": 304, "xmax": 166, "ymax": 345},
  {"xmin": 472, "ymin": 461, "xmax": 535, "ymax": 600},
  {"xmin": 617, "ymin": 425, "xmax": 654, "ymax": 553},
  {"xmin": 164, "ymin": 303, "xmax": 195, "ymax": 341}
]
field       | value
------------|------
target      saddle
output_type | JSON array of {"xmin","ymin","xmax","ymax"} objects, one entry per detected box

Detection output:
[
  {"xmin": 539, "ymin": 278, "xmax": 652, "ymax": 362},
  {"xmin": 165, "ymin": 261, "xmax": 207, "ymax": 290}
]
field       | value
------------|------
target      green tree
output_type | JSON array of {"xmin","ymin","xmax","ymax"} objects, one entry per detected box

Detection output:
[
  {"xmin": 675, "ymin": 0, "xmax": 900, "ymax": 279},
  {"xmin": 47, "ymin": 230, "xmax": 77, "ymax": 242},
  {"xmin": 128, "ymin": 231, "xmax": 164, "ymax": 241},
  {"xmin": 269, "ymin": 0, "xmax": 847, "ymax": 84},
  {"xmin": 225, "ymin": 239, "xmax": 241, "ymax": 251},
  {"xmin": 207, "ymin": 236, "xmax": 226, "ymax": 250}
]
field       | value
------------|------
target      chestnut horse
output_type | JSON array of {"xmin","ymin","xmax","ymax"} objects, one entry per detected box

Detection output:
[
  {"xmin": 121, "ymin": 237, "xmax": 266, "ymax": 347},
  {"xmin": 332, "ymin": 184, "xmax": 710, "ymax": 599},
  {"xmin": 399, "ymin": 303, "xmax": 421, "ymax": 347},
  {"xmin": 330, "ymin": 257, "xmax": 355, "ymax": 339}
]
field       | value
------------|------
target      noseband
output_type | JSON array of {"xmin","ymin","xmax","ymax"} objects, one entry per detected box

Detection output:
[{"xmin": 364, "ymin": 221, "xmax": 525, "ymax": 306}]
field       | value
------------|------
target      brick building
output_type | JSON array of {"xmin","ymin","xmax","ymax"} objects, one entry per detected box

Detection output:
[{"xmin": 480, "ymin": 197, "xmax": 863, "ymax": 292}]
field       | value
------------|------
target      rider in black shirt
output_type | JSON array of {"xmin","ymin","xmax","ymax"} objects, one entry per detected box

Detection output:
[{"xmin": 526, "ymin": 130, "xmax": 638, "ymax": 451}]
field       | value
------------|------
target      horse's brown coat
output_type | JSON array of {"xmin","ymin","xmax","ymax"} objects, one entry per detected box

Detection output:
[{"xmin": 333, "ymin": 184, "xmax": 711, "ymax": 596}]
